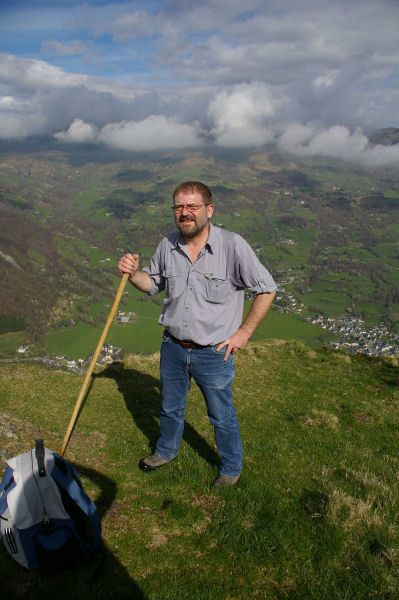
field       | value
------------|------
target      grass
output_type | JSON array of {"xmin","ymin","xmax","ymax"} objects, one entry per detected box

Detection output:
[
  {"xmin": 301, "ymin": 274, "xmax": 377, "ymax": 317},
  {"xmin": 43, "ymin": 304, "xmax": 331, "ymax": 359},
  {"xmin": 297, "ymin": 290, "xmax": 352, "ymax": 316},
  {"xmin": 0, "ymin": 331, "xmax": 27, "ymax": 357},
  {"xmin": 250, "ymin": 309, "xmax": 333, "ymax": 347},
  {"xmin": 1, "ymin": 340, "xmax": 399, "ymax": 599}
]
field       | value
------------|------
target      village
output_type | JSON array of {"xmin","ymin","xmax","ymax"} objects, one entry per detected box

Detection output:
[
  {"xmin": 309, "ymin": 315, "xmax": 399, "ymax": 356},
  {"xmin": 37, "ymin": 342, "xmax": 124, "ymax": 374},
  {"xmin": 16, "ymin": 280, "xmax": 398, "ymax": 374},
  {"xmin": 19, "ymin": 310, "xmax": 137, "ymax": 372},
  {"xmin": 273, "ymin": 283, "xmax": 399, "ymax": 357}
]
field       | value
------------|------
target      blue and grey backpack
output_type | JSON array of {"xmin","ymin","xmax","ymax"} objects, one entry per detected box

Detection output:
[{"xmin": 0, "ymin": 440, "xmax": 101, "ymax": 574}]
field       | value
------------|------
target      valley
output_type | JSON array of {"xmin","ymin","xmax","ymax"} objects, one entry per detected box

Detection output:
[{"xmin": 0, "ymin": 139, "xmax": 398, "ymax": 360}]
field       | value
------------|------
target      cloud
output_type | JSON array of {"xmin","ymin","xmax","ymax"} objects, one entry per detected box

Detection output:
[
  {"xmin": 0, "ymin": 85, "xmax": 46, "ymax": 138},
  {"xmin": 277, "ymin": 123, "xmax": 399, "ymax": 167},
  {"xmin": 208, "ymin": 82, "xmax": 279, "ymax": 147},
  {"xmin": 1, "ymin": 50, "xmax": 398, "ymax": 162},
  {"xmin": 0, "ymin": 0, "xmax": 399, "ymax": 163},
  {"xmin": 54, "ymin": 118, "xmax": 98, "ymax": 143},
  {"xmin": 110, "ymin": 10, "xmax": 161, "ymax": 42},
  {"xmin": 0, "ymin": 53, "xmax": 164, "ymax": 137},
  {"xmin": 362, "ymin": 143, "xmax": 399, "ymax": 167},
  {"xmin": 0, "ymin": 53, "xmax": 91, "ymax": 93},
  {"xmin": 0, "ymin": 110, "xmax": 44, "ymax": 139},
  {"xmin": 278, "ymin": 124, "xmax": 368, "ymax": 159},
  {"xmin": 41, "ymin": 40, "xmax": 89, "ymax": 57},
  {"xmin": 98, "ymin": 115, "xmax": 203, "ymax": 151},
  {"xmin": 54, "ymin": 115, "xmax": 203, "ymax": 151}
]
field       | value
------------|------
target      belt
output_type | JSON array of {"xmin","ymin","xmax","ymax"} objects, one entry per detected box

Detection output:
[{"xmin": 167, "ymin": 331, "xmax": 209, "ymax": 349}]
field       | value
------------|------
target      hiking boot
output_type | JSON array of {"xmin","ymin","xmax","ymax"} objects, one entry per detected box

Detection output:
[
  {"xmin": 139, "ymin": 452, "xmax": 173, "ymax": 472},
  {"xmin": 213, "ymin": 474, "xmax": 240, "ymax": 488}
]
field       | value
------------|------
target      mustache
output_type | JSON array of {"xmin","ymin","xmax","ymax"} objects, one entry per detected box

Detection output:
[{"xmin": 178, "ymin": 216, "xmax": 195, "ymax": 222}]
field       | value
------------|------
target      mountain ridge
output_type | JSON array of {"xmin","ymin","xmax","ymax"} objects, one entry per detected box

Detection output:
[{"xmin": 369, "ymin": 127, "xmax": 399, "ymax": 146}]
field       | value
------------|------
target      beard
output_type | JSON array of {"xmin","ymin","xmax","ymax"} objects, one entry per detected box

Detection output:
[{"xmin": 176, "ymin": 212, "xmax": 209, "ymax": 238}]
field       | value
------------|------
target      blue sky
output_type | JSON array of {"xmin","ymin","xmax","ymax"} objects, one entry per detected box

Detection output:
[{"xmin": 1, "ymin": 0, "xmax": 399, "ymax": 164}]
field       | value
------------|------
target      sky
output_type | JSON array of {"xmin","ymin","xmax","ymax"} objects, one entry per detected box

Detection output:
[{"xmin": 1, "ymin": 0, "xmax": 399, "ymax": 165}]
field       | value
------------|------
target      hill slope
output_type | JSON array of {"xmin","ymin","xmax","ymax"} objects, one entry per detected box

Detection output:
[
  {"xmin": 1, "ymin": 142, "xmax": 399, "ymax": 357},
  {"xmin": 1, "ymin": 340, "xmax": 399, "ymax": 599}
]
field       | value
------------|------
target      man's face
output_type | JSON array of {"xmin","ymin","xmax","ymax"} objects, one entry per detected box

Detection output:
[{"xmin": 174, "ymin": 191, "xmax": 214, "ymax": 239}]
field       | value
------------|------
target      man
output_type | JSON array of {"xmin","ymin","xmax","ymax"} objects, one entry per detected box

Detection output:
[{"xmin": 118, "ymin": 181, "xmax": 276, "ymax": 488}]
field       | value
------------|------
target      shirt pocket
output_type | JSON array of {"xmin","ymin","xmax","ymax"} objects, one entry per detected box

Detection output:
[
  {"xmin": 164, "ymin": 264, "xmax": 182, "ymax": 302},
  {"xmin": 204, "ymin": 273, "xmax": 234, "ymax": 304}
]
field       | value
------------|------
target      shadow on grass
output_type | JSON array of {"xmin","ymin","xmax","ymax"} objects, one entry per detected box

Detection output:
[
  {"xmin": 374, "ymin": 357, "xmax": 399, "ymax": 387},
  {"xmin": 0, "ymin": 460, "xmax": 146, "ymax": 600},
  {"xmin": 96, "ymin": 361, "xmax": 219, "ymax": 468},
  {"xmin": 349, "ymin": 353, "xmax": 399, "ymax": 388}
]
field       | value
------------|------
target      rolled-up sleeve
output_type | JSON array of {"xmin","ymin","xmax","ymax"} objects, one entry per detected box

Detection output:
[
  {"xmin": 142, "ymin": 241, "xmax": 166, "ymax": 295},
  {"xmin": 233, "ymin": 235, "xmax": 277, "ymax": 295}
]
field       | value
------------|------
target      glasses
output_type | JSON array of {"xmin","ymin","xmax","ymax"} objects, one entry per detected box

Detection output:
[{"xmin": 172, "ymin": 203, "xmax": 209, "ymax": 213}]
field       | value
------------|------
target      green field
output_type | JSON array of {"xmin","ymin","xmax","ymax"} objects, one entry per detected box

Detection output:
[
  {"xmin": 43, "ymin": 301, "xmax": 332, "ymax": 360},
  {"xmin": 297, "ymin": 290, "xmax": 352, "ymax": 317},
  {"xmin": 0, "ymin": 331, "xmax": 27, "ymax": 356}
]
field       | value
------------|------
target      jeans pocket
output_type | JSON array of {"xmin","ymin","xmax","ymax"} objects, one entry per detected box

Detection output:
[
  {"xmin": 162, "ymin": 332, "xmax": 171, "ymax": 344},
  {"xmin": 210, "ymin": 344, "xmax": 234, "ymax": 362},
  {"xmin": 210, "ymin": 344, "xmax": 223, "ymax": 354}
]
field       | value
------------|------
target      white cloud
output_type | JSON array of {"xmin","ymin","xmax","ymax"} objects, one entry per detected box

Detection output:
[
  {"xmin": 277, "ymin": 124, "xmax": 369, "ymax": 159},
  {"xmin": 362, "ymin": 143, "xmax": 399, "ymax": 167},
  {"xmin": 277, "ymin": 123, "xmax": 399, "ymax": 167},
  {"xmin": 208, "ymin": 83, "xmax": 279, "ymax": 147},
  {"xmin": 54, "ymin": 118, "xmax": 98, "ymax": 143},
  {"xmin": 95, "ymin": 115, "xmax": 202, "ymax": 151},
  {"xmin": 0, "ymin": 53, "xmax": 91, "ymax": 92}
]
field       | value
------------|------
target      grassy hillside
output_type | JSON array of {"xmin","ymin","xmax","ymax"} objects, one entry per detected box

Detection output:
[
  {"xmin": 1, "ymin": 339, "xmax": 399, "ymax": 599},
  {"xmin": 1, "ymin": 144, "xmax": 399, "ymax": 358}
]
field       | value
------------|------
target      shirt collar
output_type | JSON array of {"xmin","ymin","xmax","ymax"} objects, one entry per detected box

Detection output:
[{"xmin": 205, "ymin": 222, "xmax": 216, "ymax": 252}]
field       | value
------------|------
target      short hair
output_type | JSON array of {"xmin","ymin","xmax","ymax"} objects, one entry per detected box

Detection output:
[{"xmin": 172, "ymin": 181, "xmax": 212, "ymax": 204}]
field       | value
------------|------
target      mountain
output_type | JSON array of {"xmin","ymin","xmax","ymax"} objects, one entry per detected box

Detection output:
[
  {"xmin": 369, "ymin": 127, "xmax": 399, "ymax": 146},
  {"xmin": 0, "ymin": 140, "xmax": 398, "ymax": 356}
]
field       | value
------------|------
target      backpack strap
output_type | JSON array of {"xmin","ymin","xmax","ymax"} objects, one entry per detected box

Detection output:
[{"xmin": 35, "ymin": 439, "xmax": 46, "ymax": 478}]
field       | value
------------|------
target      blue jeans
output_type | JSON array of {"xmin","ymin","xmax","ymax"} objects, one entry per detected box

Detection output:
[{"xmin": 156, "ymin": 331, "xmax": 243, "ymax": 477}]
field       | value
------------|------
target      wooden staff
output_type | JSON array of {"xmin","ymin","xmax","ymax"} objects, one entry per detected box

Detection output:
[{"xmin": 60, "ymin": 272, "xmax": 130, "ymax": 456}]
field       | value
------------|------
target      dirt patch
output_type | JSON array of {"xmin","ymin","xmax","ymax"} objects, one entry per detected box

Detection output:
[
  {"xmin": 146, "ymin": 532, "xmax": 168, "ymax": 549},
  {"xmin": 191, "ymin": 493, "xmax": 222, "ymax": 512},
  {"xmin": 355, "ymin": 412, "xmax": 374, "ymax": 424}
]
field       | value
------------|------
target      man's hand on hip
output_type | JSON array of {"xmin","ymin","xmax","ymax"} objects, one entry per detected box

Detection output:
[
  {"xmin": 217, "ymin": 328, "xmax": 251, "ymax": 361},
  {"xmin": 217, "ymin": 292, "xmax": 276, "ymax": 360}
]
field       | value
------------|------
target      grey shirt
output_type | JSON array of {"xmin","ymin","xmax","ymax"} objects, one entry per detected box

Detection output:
[{"xmin": 142, "ymin": 223, "xmax": 277, "ymax": 346}]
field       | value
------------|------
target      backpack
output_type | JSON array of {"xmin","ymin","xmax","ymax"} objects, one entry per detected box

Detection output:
[{"xmin": 0, "ymin": 440, "xmax": 101, "ymax": 574}]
